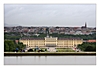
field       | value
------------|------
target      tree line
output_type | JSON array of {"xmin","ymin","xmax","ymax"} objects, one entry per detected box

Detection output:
[
  {"xmin": 4, "ymin": 32, "xmax": 96, "ymax": 40},
  {"xmin": 77, "ymin": 42, "xmax": 96, "ymax": 52}
]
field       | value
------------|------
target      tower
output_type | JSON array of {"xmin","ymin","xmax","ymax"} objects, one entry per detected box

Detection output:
[{"xmin": 85, "ymin": 22, "xmax": 87, "ymax": 28}]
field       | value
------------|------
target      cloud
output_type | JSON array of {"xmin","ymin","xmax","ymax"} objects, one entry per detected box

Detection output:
[{"xmin": 4, "ymin": 4, "xmax": 96, "ymax": 27}]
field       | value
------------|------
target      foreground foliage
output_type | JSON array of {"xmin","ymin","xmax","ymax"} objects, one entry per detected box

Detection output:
[
  {"xmin": 77, "ymin": 42, "xmax": 96, "ymax": 52},
  {"xmin": 4, "ymin": 40, "xmax": 26, "ymax": 52}
]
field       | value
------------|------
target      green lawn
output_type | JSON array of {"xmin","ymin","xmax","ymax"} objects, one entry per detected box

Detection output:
[
  {"xmin": 30, "ymin": 48, "xmax": 75, "ymax": 52},
  {"xmin": 56, "ymin": 48, "xmax": 75, "ymax": 52}
]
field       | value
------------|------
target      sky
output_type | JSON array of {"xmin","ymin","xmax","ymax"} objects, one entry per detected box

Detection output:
[{"xmin": 4, "ymin": 4, "xmax": 96, "ymax": 27}]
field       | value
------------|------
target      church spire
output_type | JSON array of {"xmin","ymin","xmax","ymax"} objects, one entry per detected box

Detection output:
[{"xmin": 85, "ymin": 22, "xmax": 87, "ymax": 28}]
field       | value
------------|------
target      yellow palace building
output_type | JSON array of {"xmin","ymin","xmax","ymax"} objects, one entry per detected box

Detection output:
[{"xmin": 19, "ymin": 36, "xmax": 83, "ymax": 48}]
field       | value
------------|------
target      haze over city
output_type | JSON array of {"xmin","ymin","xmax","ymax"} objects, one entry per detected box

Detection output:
[{"xmin": 4, "ymin": 4, "xmax": 96, "ymax": 27}]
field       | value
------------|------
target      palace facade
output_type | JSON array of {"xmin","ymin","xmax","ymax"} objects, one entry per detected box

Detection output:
[{"xmin": 19, "ymin": 36, "xmax": 83, "ymax": 48}]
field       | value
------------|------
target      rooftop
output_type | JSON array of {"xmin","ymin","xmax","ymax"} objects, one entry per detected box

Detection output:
[
  {"xmin": 20, "ymin": 37, "xmax": 82, "ymax": 40},
  {"xmin": 87, "ymin": 40, "xmax": 96, "ymax": 42}
]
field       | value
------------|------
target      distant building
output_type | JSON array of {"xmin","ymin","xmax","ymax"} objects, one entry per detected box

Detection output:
[
  {"xmin": 86, "ymin": 40, "xmax": 96, "ymax": 43},
  {"xmin": 74, "ymin": 31, "xmax": 82, "ymax": 35},
  {"xmin": 81, "ymin": 22, "xmax": 87, "ymax": 28}
]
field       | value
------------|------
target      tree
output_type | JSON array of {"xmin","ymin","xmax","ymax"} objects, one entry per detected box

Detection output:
[
  {"xmin": 77, "ymin": 42, "xmax": 96, "ymax": 52},
  {"xmin": 4, "ymin": 40, "xmax": 26, "ymax": 52},
  {"xmin": 4, "ymin": 42, "xmax": 9, "ymax": 52},
  {"xmin": 85, "ymin": 46, "xmax": 94, "ymax": 51}
]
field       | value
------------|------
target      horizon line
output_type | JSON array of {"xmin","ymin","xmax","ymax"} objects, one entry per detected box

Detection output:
[{"xmin": 4, "ymin": 25, "xmax": 96, "ymax": 27}]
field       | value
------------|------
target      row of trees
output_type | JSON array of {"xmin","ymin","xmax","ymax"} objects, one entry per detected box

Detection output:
[
  {"xmin": 77, "ymin": 42, "xmax": 96, "ymax": 52},
  {"xmin": 49, "ymin": 33, "xmax": 96, "ymax": 40},
  {"xmin": 4, "ymin": 32, "xmax": 96, "ymax": 40},
  {"xmin": 4, "ymin": 40, "xmax": 26, "ymax": 52}
]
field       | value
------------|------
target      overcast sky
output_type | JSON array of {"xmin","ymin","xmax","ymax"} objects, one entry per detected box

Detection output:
[{"xmin": 4, "ymin": 4, "xmax": 96, "ymax": 27}]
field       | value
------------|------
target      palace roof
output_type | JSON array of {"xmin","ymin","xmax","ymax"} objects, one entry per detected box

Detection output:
[{"xmin": 20, "ymin": 37, "xmax": 82, "ymax": 40}]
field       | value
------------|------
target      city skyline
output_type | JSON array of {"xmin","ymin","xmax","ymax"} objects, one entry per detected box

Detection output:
[{"xmin": 4, "ymin": 4, "xmax": 96, "ymax": 27}]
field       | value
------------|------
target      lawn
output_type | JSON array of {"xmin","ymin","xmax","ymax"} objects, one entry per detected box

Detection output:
[
  {"xmin": 30, "ymin": 48, "xmax": 75, "ymax": 52},
  {"xmin": 56, "ymin": 48, "xmax": 75, "ymax": 52}
]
